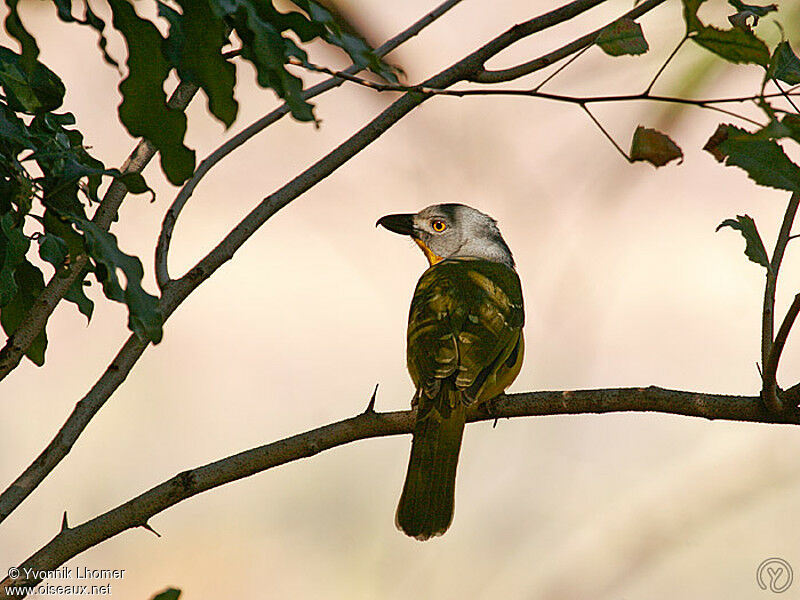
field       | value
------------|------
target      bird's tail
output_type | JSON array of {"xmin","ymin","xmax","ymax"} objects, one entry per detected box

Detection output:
[{"xmin": 396, "ymin": 383, "xmax": 467, "ymax": 540}]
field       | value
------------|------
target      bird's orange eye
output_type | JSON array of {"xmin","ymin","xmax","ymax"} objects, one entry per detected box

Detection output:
[{"xmin": 431, "ymin": 220, "xmax": 447, "ymax": 232}]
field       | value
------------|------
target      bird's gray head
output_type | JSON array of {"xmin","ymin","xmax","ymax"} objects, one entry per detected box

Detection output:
[{"xmin": 377, "ymin": 203, "xmax": 514, "ymax": 268}]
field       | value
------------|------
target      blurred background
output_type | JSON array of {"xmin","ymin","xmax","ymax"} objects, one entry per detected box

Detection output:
[{"xmin": 2, "ymin": 0, "xmax": 800, "ymax": 598}]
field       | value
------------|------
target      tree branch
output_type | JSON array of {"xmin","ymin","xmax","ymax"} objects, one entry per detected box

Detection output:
[
  {"xmin": 761, "ymin": 191, "xmax": 800, "ymax": 412},
  {"xmin": 0, "ymin": 0, "xmax": 672, "ymax": 532},
  {"xmin": 470, "ymin": 0, "xmax": 669, "ymax": 83},
  {"xmin": 0, "ymin": 0, "xmax": 463, "ymax": 526},
  {"xmin": 2, "ymin": 386, "xmax": 798, "ymax": 598},
  {"xmin": 0, "ymin": 81, "xmax": 199, "ymax": 383},
  {"xmin": 154, "ymin": 0, "xmax": 465, "ymax": 289}
]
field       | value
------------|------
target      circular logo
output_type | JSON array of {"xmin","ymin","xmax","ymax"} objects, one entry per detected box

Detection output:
[{"xmin": 757, "ymin": 558, "xmax": 793, "ymax": 593}]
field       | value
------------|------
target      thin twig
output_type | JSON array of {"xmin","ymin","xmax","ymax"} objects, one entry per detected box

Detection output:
[
  {"xmin": 155, "ymin": 0, "xmax": 464, "ymax": 290},
  {"xmin": 761, "ymin": 191, "xmax": 800, "ymax": 412},
  {"xmin": 532, "ymin": 44, "xmax": 591, "ymax": 92},
  {"xmin": 774, "ymin": 79, "xmax": 800, "ymax": 114},
  {"xmin": 581, "ymin": 103, "xmax": 630, "ymax": 161},
  {"xmin": 644, "ymin": 34, "xmax": 688, "ymax": 95},
  {"xmin": 280, "ymin": 64, "xmax": 770, "ymax": 127},
  {"xmin": 471, "ymin": 0, "xmax": 669, "ymax": 83},
  {"xmin": 1, "ymin": 385, "xmax": 799, "ymax": 598},
  {"xmin": 763, "ymin": 294, "xmax": 800, "ymax": 410}
]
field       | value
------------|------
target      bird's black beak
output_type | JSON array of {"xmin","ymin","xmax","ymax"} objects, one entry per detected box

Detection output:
[{"xmin": 376, "ymin": 213, "xmax": 416, "ymax": 236}]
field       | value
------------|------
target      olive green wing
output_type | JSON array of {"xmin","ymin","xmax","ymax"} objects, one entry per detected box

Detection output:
[{"xmin": 406, "ymin": 258, "xmax": 524, "ymax": 402}]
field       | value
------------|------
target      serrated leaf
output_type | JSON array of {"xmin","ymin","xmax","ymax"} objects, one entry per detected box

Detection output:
[
  {"xmin": 173, "ymin": 0, "xmax": 238, "ymax": 127},
  {"xmin": 704, "ymin": 124, "xmax": 800, "ymax": 191},
  {"xmin": 0, "ymin": 260, "xmax": 47, "ymax": 365},
  {"xmin": 291, "ymin": 0, "xmax": 397, "ymax": 83},
  {"xmin": 71, "ymin": 218, "xmax": 162, "ymax": 343},
  {"xmin": 716, "ymin": 214, "xmax": 770, "ymax": 268},
  {"xmin": 690, "ymin": 25, "xmax": 770, "ymax": 66},
  {"xmin": 38, "ymin": 234, "xmax": 68, "ymax": 268},
  {"xmin": 0, "ymin": 211, "xmax": 29, "ymax": 305},
  {"xmin": 596, "ymin": 18, "xmax": 649, "ymax": 56},
  {"xmin": 767, "ymin": 41, "xmax": 800, "ymax": 85},
  {"xmin": 150, "ymin": 588, "xmax": 181, "ymax": 600},
  {"xmin": 0, "ymin": 46, "xmax": 66, "ymax": 114},
  {"xmin": 630, "ymin": 126, "xmax": 683, "ymax": 167},
  {"xmin": 108, "ymin": 0, "xmax": 195, "ymax": 185}
]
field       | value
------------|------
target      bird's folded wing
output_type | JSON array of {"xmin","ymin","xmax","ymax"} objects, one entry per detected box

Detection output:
[{"xmin": 407, "ymin": 258, "xmax": 524, "ymax": 403}]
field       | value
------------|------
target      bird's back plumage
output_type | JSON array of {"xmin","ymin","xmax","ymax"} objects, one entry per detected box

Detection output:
[{"xmin": 396, "ymin": 257, "xmax": 524, "ymax": 539}]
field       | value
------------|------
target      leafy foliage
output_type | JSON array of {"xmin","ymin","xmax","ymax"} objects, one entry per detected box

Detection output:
[
  {"xmin": 683, "ymin": 0, "xmax": 770, "ymax": 66},
  {"xmin": 0, "ymin": 0, "xmax": 395, "ymax": 366},
  {"xmin": 703, "ymin": 124, "xmax": 800, "ymax": 192},
  {"xmin": 716, "ymin": 215, "xmax": 770, "ymax": 269}
]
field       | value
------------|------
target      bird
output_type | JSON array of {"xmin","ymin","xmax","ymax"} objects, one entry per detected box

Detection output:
[{"xmin": 377, "ymin": 203, "xmax": 525, "ymax": 540}]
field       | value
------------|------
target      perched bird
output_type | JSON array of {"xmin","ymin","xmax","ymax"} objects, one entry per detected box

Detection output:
[{"xmin": 378, "ymin": 203, "xmax": 525, "ymax": 540}]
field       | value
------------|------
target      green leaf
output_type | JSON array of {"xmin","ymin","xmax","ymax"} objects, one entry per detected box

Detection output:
[
  {"xmin": 108, "ymin": 0, "xmax": 195, "ymax": 185},
  {"xmin": 630, "ymin": 126, "xmax": 683, "ymax": 167},
  {"xmin": 227, "ymin": 2, "xmax": 315, "ymax": 122},
  {"xmin": 51, "ymin": 0, "xmax": 119, "ymax": 68},
  {"xmin": 727, "ymin": 1, "xmax": 777, "ymax": 32},
  {"xmin": 65, "ymin": 271, "xmax": 94, "ymax": 322},
  {"xmin": 716, "ymin": 214, "xmax": 770, "ymax": 268},
  {"xmin": 292, "ymin": 0, "xmax": 397, "ymax": 83},
  {"xmin": 690, "ymin": 25, "xmax": 770, "ymax": 66},
  {"xmin": 728, "ymin": 0, "xmax": 777, "ymax": 18},
  {"xmin": 682, "ymin": 0, "xmax": 710, "ymax": 33},
  {"xmin": 767, "ymin": 41, "xmax": 800, "ymax": 85},
  {"xmin": 173, "ymin": 0, "xmax": 238, "ymax": 127},
  {"xmin": 596, "ymin": 18, "xmax": 649, "ymax": 56},
  {"xmin": 150, "ymin": 588, "xmax": 181, "ymax": 600},
  {"xmin": 0, "ymin": 211, "xmax": 29, "ymax": 305},
  {"xmin": 0, "ymin": 260, "xmax": 47, "ymax": 365},
  {"xmin": 71, "ymin": 218, "xmax": 163, "ymax": 343},
  {"xmin": 703, "ymin": 124, "xmax": 800, "ymax": 192},
  {"xmin": 38, "ymin": 233, "xmax": 68, "ymax": 268},
  {"xmin": 3, "ymin": 0, "xmax": 39, "ymax": 71},
  {"xmin": 0, "ymin": 46, "xmax": 66, "ymax": 114}
]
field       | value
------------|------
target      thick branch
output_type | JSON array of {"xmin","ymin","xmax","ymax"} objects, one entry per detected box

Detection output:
[
  {"xmin": 154, "ymin": 0, "xmax": 465, "ymax": 289},
  {"xmin": 0, "ymin": 81, "xmax": 199, "ymax": 382},
  {"xmin": 0, "ymin": 0, "xmax": 464, "ymax": 527},
  {"xmin": 0, "ymin": 0, "xmax": 671, "ymax": 533},
  {"xmin": 1, "ymin": 386, "xmax": 798, "ymax": 598},
  {"xmin": 761, "ymin": 192, "xmax": 800, "ymax": 411}
]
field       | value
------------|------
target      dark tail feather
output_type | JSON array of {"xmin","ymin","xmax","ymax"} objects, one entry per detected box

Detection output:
[{"xmin": 396, "ymin": 385, "xmax": 466, "ymax": 541}]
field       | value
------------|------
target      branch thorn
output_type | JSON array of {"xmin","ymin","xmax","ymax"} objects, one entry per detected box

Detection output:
[{"xmin": 364, "ymin": 384, "xmax": 379, "ymax": 414}]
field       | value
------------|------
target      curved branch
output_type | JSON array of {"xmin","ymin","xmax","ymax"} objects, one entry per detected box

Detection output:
[
  {"xmin": 470, "ymin": 0, "xmax": 669, "ymax": 84},
  {"xmin": 0, "ymin": 0, "xmax": 672, "ymax": 534},
  {"xmin": 0, "ymin": 81, "xmax": 199, "ymax": 383},
  {"xmin": 761, "ymin": 191, "xmax": 800, "ymax": 412},
  {"xmin": 0, "ymin": 0, "xmax": 463, "ymax": 526},
  {"xmin": 154, "ymin": 0, "xmax": 465, "ymax": 289},
  {"xmin": 2, "ymin": 386, "xmax": 798, "ymax": 598},
  {"xmin": 154, "ymin": 0, "xmax": 618, "ymax": 289}
]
